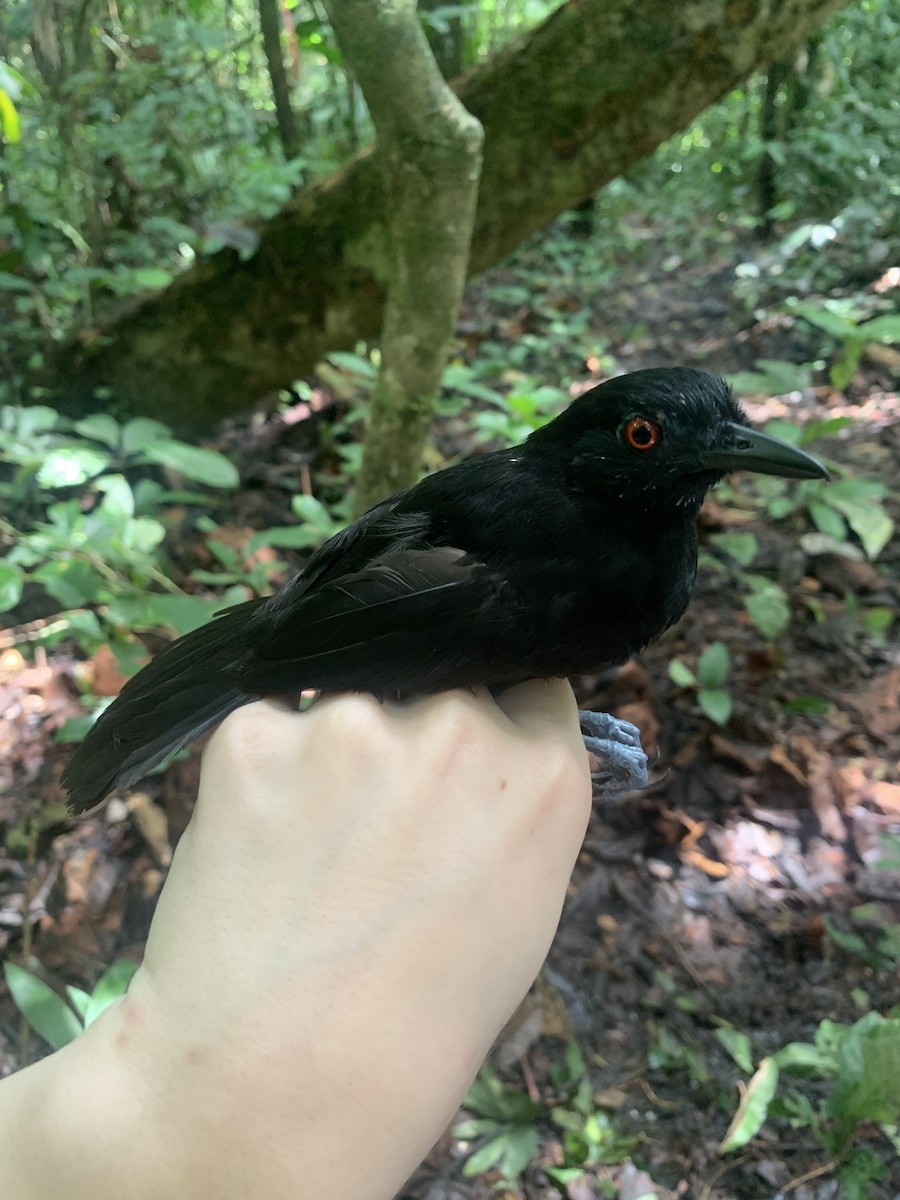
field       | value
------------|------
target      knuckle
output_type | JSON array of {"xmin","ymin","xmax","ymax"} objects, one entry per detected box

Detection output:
[{"xmin": 315, "ymin": 693, "xmax": 392, "ymax": 757}]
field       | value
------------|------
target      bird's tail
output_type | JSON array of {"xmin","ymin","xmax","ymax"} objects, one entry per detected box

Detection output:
[{"xmin": 62, "ymin": 598, "xmax": 266, "ymax": 814}]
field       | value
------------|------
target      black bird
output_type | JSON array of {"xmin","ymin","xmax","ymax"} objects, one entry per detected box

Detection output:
[{"xmin": 62, "ymin": 367, "xmax": 827, "ymax": 813}]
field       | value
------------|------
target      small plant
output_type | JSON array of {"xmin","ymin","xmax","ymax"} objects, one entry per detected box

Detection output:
[
  {"xmin": 455, "ymin": 1060, "xmax": 544, "ymax": 1188},
  {"xmin": 3, "ymin": 957, "xmax": 137, "ymax": 1050},
  {"xmin": 454, "ymin": 1041, "xmax": 632, "ymax": 1190},
  {"xmin": 471, "ymin": 381, "xmax": 568, "ymax": 447},
  {"xmin": 721, "ymin": 1011, "xmax": 900, "ymax": 1200},
  {"xmin": 668, "ymin": 640, "xmax": 732, "ymax": 726},
  {"xmin": 789, "ymin": 297, "xmax": 900, "ymax": 390}
]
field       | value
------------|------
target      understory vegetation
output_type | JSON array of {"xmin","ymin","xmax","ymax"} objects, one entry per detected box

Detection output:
[{"xmin": 1, "ymin": 0, "xmax": 899, "ymax": 1195}]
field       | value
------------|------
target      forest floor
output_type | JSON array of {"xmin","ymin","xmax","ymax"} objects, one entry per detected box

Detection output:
[{"xmin": 1, "ymin": 219, "xmax": 899, "ymax": 1200}]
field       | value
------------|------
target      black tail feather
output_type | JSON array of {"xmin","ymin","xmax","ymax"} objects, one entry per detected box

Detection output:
[{"xmin": 62, "ymin": 599, "xmax": 265, "ymax": 813}]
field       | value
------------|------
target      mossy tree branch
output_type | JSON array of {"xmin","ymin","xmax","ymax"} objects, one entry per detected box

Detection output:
[{"xmin": 321, "ymin": 0, "xmax": 483, "ymax": 510}]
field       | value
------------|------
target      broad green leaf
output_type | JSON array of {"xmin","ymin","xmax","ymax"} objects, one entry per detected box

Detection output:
[
  {"xmin": 825, "ymin": 495, "xmax": 893, "ymax": 560},
  {"xmin": 710, "ymin": 531, "xmax": 758, "ymax": 567},
  {"xmin": 808, "ymin": 500, "xmax": 846, "ymax": 541},
  {"xmin": 715, "ymin": 1028, "xmax": 754, "ymax": 1074},
  {"xmin": 0, "ymin": 561, "xmax": 24, "ymax": 610},
  {"xmin": 793, "ymin": 301, "xmax": 856, "ymax": 340},
  {"xmin": 105, "ymin": 593, "xmax": 221, "ymax": 636},
  {"xmin": 833, "ymin": 1018, "xmax": 900, "ymax": 1126},
  {"xmin": 83, "ymin": 959, "xmax": 138, "ymax": 1026},
  {"xmin": 32, "ymin": 558, "xmax": 104, "ymax": 608},
  {"xmin": 143, "ymin": 440, "xmax": 239, "ymax": 488},
  {"xmin": 95, "ymin": 475, "xmax": 135, "ymax": 518},
  {"xmin": 65, "ymin": 986, "xmax": 92, "ymax": 1020},
  {"xmin": 860, "ymin": 314, "xmax": 900, "ymax": 343},
  {"xmin": 772, "ymin": 1040, "xmax": 835, "ymax": 1072},
  {"xmin": 498, "ymin": 1126, "xmax": 540, "ymax": 1179},
  {"xmin": 131, "ymin": 268, "xmax": 173, "ymax": 290},
  {"xmin": 0, "ymin": 87, "xmax": 20, "ymax": 142},
  {"xmin": 292, "ymin": 493, "xmax": 340, "ymax": 527},
  {"xmin": 74, "ymin": 414, "xmax": 121, "ymax": 448},
  {"xmin": 462, "ymin": 1134, "xmax": 508, "ymax": 1177},
  {"xmin": 697, "ymin": 640, "xmax": 729, "ymax": 687},
  {"xmin": 0, "ymin": 269, "xmax": 32, "ymax": 293},
  {"xmin": 668, "ymin": 659, "xmax": 696, "ymax": 687},
  {"xmin": 122, "ymin": 516, "xmax": 166, "ymax": 554},
  {"xmin": 327, "ymin": 350, "xmax": 378, "ymax": 378},
  {"xmin": 122, "ymin": 418, "xmax": 173, "ymax": 455},
  {"xmin": 720, "ymin": 1057, "xmax": 779, "ymax": 1152},
  {"xmin": 2, "ymin": 962, "xmax": 83, "ymax": 1049},
  {"xmin": 745, "ymin": 583, "xmax": 791, "ymax": 641},
  {"xmin": 801, "ymin": 416, "xmax": 853, "ymax": 444},
  {"xmin": 37, "ymin": 446, "xmax": 111, "ymax": 488},
  {"xmin": 830, "ymin": 340, "xmax": 862, "ymax": 390},
  {"xmin": 698, "ymin": 688, "xmax": 732, "ymax": 726}
]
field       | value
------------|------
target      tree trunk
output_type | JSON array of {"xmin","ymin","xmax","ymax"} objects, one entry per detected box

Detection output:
[
  {"xmin": 258, "ymin": 0, "xmax": 301, "ymax": 160},
  {"xmin": 40, "ymin": 0, "xmax": 851, "ymax": 429},
  {"xmin": 321, "ymin": 0, "xmax": 482, "ymax": 510}
]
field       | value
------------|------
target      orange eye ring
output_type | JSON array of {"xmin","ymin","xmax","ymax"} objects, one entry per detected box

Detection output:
[{"xmin": 622, "ymin": 416, "xmax": 661, "ymax": 452}]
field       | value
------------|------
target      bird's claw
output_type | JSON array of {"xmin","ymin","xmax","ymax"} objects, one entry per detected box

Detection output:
[{"xmin": 578, "ymin": 709, "xmax": 649, "ymax": 802}]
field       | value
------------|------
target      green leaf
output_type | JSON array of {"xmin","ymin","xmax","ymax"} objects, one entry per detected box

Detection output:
[
  {"xmin": 462, "ymin": 1134, "xmax": 508, "ymax": 1177},
  {"xmin": 0, "ymin": 561, "xmax": 24, "ymax": 610},
  {"xmin": 37, "ymin": 446, "xmax": 111, "ymax": 487},
  {"xmin": 105, "ymin": 593, "xmax": 221, "ymax": 637},
  {"xmin": 121, "ymin": 418, "xmax": 173, "ymax": 455},
  {"xmin": 808, "ymin": 500, "xmax": 846, "ymax": 541},
  {"xmin": 720, "ymin": 1057, "xmax": 779, "ymax": 1152},
  {"xmin": 859, "ymin": 314, "xmax": 900, "ymax": 344},
  {"xmin": 142, "ymin": 440, "xmax": 239, "ymax": 488},
  {"xmin": 801, "ymin": 416, "xmax": 854, "ymax": 444},
  {"xmin": 95, "ymin": 475, "xmax": 135, "ymax": 518},
  {"xmin": 668, "ymin": 659, "xmax": 696, "ymax": 687},
  {"xmin": 834, "ymin": 1018, "xmax": 900, "ymax": 1126},
  {"xmin": 247, "ymin": 525, "xmax": 322, "ymax": 552},
  {"xmin": 131, "ymin": 268, "xmax": 173, "ymax": 290},
  {"xmin": 0, "ymin": 269, "xmax": 32, "ymax": 293},
  {"xmin": 698, "ymin": 688, "xmax": 732, "ymax": 726},
  {"xmin": 728, "ymin": 360, "xmax": 812, "ymax": 396},
  {"xmin": 745, "ymin": 583, "xmax": 791, "ymax": 641},
  {"xmin": 65, "ymin": 986, "xmax": 92, "ymax": 1020},
  {"xmin": 715, "ymin": 1028, "xmax": 754, "ymax": 1074},
  {"xmin": 2, "ymin": 962, "xmax": 83, "ymax": 1049},
  {"xmin": 84, "ymin": 959, "xmax": 138, "ymax": 1026},
  {"xmin": 793, "ymin": 301, "xmax": 856, "ymax": 340},
  {"xmin": 697, "ymin": 640, "xmax": 729, "ymax": 687},
  {"xmin": 0, "ymin": 87, "xmax": 20, "ymax": 143},
  {"xmin": 824, "ymin": 493, "xmax": 893, "ymax": 560},
  {"xmin": 830, "ymin": 339, "xmax": 862, "ymax": 390},
  {"xmin": 32, "ymin": 558, "xmax": 104, "ymax": 608},
  {"xmin": 74, "ymin": 415, "xmax": 121, "ymax": 448},
  {"xmin": 123, "ymin": 516, "xmax": 166, "ymax": 555},
  {"xmin": 709, "ymin": 531, "xmax": 758, "ymax": 567}
]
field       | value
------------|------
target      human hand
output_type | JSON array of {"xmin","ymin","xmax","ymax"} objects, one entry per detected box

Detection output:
[{"xmin": 3, "ymin": 682, "xmax": 591, "ymax": 1200}]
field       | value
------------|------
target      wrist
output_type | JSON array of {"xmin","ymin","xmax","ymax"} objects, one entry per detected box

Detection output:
[{"xmin": 0, "ymin": 1000, "xmax": 164, "ymax": 1200}]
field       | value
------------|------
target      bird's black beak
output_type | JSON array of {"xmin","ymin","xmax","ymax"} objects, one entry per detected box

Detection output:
[{"xmin": 700, "ymin": 423, "xmax": 829, "ymax": 481}]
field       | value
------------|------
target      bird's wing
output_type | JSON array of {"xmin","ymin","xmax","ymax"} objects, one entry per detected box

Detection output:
[{"xmin": 233, "ymin": 546, "xmax": 515, "ymax": 694}]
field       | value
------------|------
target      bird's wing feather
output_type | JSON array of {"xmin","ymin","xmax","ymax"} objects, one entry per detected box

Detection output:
[{"xmin": 235, "ymin": 547, "xmax": 514, "ymax": 693}]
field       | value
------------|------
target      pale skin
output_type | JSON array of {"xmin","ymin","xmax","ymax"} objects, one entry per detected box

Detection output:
[{"xmin": 0, "ymin": 681, "xmax": 591, "ymax": 1200}]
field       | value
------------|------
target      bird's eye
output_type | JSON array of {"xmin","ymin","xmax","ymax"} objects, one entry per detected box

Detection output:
[{"xmin": 622, "ymin": 416, "xmax": 661, "ymax": 452}]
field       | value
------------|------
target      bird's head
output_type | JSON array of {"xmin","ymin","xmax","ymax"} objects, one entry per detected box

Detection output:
[{"xmin": 525, "ymin": 367, "xmax": 827, "ymax": 513}]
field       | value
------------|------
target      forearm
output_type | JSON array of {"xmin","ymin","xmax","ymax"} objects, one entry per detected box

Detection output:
[
  {"xmin": 0, "ymin": 968, "xmax": 473, "ymax": 1200},
  {"xmin": 0, "ymin": 1010, "xmax": 154, "ymax": 1200}
]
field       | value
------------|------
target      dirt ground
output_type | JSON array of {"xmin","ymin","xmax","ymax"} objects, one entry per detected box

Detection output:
[{"xmin": 1, "ymin": 227, "xmax": 898, "ymax": 1199}]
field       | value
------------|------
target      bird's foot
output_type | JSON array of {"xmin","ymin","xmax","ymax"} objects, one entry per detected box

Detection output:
[{"xmin": 578, "ymin": 709, "xmax": 649, "ymax": 802}]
